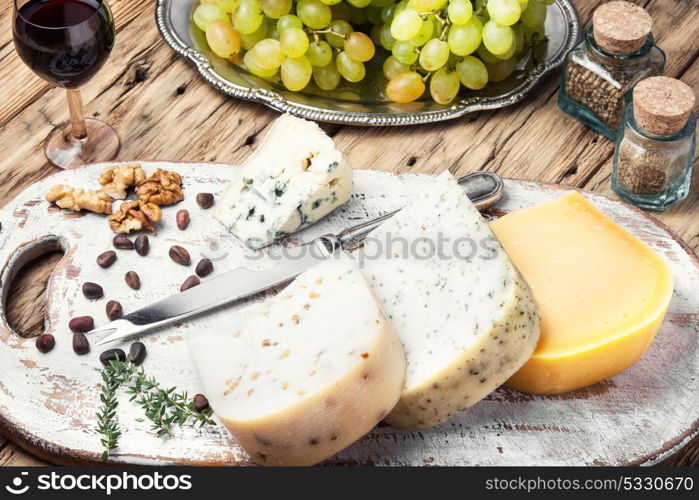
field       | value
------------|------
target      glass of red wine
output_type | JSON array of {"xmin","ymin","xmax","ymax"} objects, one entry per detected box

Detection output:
[{"xmin": 13, "ymin": 0, "xmax": 118, "ymax": 169}]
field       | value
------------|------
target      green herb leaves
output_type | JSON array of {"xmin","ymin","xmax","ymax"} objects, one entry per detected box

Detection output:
[{"xmin": 96, "ymin": 359, "xmax": 216, "ymax": 461}]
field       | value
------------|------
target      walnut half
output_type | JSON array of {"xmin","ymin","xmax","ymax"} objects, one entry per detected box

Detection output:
[
  {"xmin": 136, "ymin": 169, "xmax": 184, "ymax": 206},
  {"xmin": 108, "ymin": 200, "xmax": 163, "ymax": 234},
  {"xmin": 45, "ymin": 185, "xmax": 112, "ymax": 214},
  {"xmin": 99, "ymin": 164, "xmax": 146, "ymax": 200}
]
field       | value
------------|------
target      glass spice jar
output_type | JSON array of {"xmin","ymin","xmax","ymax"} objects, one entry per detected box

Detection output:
[
  {"xmin": 558, "ymin": 1, "xmax": 665, "ymax": 140},
  {"xmin": 612, "ymin": 76, "xmax": 696, "ymax": 211}
]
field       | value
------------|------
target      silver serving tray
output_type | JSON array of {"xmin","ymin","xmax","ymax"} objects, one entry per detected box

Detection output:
[{"xmin": 156, "ymin": 0, "xmax": 579, "ymax": 125}]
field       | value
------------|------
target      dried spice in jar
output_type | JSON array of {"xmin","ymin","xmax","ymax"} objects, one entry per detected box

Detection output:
[
  {"xmin": 558, "ymin": 1, "xmax": 665, "ymax": 139},
  {"xmin": 612, "ymin": 77, "xmax": 696, "ymax": 211}
]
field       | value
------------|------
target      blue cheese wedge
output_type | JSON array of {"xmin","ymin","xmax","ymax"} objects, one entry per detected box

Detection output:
[
  {"xmin": 215, "ymin": 114, "xmax": 352, "ymax": 249},
  {"xmin": 188, "ymin": 255, "xmax": 406, "ymax": 466},
  {"xmin": 361, "ymin": 172, "xmax": 541, "ymax": 429}
]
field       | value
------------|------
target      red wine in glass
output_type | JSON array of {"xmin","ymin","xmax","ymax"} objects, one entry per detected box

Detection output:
[{"xmin": 13, "ymin": 0, "xmax": 119, "ymax": 169}]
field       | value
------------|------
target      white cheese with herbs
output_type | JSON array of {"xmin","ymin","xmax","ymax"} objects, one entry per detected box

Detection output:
[
  {"xmin": 188, "ymin": 255, "xmax": 406, "ymax": 466},
  {"xmin": 214, "ymin": 114, "xmax": 352, "ymax": 249},
  {"xmin": 361, "ymin": 171, "xmax": 541, "ymax": 429}
]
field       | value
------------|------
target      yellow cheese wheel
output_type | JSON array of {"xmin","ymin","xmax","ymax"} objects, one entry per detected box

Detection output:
[{"xmin": 490, "ymin": 192, "xmax": 673, "ymax": 395}]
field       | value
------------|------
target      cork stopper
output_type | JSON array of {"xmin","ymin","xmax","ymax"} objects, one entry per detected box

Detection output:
[
  {"xmin": 593, "ymin": 1, "xmax": 652, "ymax": 54},
  {"xmin": 633, "ymin": 77, "xmax": 695, "ymax": 136}
]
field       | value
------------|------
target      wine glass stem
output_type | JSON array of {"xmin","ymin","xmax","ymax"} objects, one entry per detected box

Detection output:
[{"xmin": 66, "ymin": 88, "xmax": 88, "ymax": 140}]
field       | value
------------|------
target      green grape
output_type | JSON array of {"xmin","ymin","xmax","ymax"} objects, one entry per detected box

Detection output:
[
  {"xmin": 249, "ymin": 38, "xmax": 284, "ymax": 69},
  {"xmin": 380, "ymin": 23, "xmax": 396, "ymax": 50},
  {"xmin": 476, "ymin": 43, "xmax": 500, "ymax": 63},
  {"xmin": 348, "ymin": 5, "xmax": 368, "ymax": 24},
  {"xmin": 540, "ymin": 0, "xmax": 555, "ymax": 4},
  {"xmin": 381, "ymin": 4, "xmax": 396, "ymax": 23},
  {"xmin": 297, "ymin": 0, "xmax": 332, "ymax": 29},
  {"xmin": 206, "ymin": 20, "xmax": 242, "ymax": 58},
  {"xmin": 386, "ymin": 71, "xmax": 424, "ymax": 103},
  {"xmin": 240, "ymin": 18, "xmax": 268, "ymax": 49},
  {"xmin": 313, "ymin": 61, "xmax": 342, "ymax": 89},
  {"xmin": 366, "ymin": 6, "xmax": 383, "ymax": 24},
  {"xmin": 520, "ymin": 0, "xmax": 547, "ymax": 28},
  {"xmin": 419, "ymin": 38, "xmax": 449, "ymax": 71},
  {"xmin": 261, "ymin": 0, "xmax": 291, "ymax": 18},
  {"xmin": 234, "ymin": 0, "xmax": 264, "ymax": 34},
  {"xmin": 383, "ymin": 55, "xmax": 410, "ymax": 80},
  {"xmin": 330, "ymin": 2, "xmax": 351, "ymax": 20},
  {"xmin": 512, "ymin": 23, "xmax": 524, "ymax": 54},
  {"xmin": 370, "ymin": 0, "xmax": 394, "ymax": 7},
  {"xmin": 409, "ymin": 0, "xmax": 446, "ymax": 12},
  {"xmin": 216, "ymin": 0, "xmax": 238, "ymax": 13},
  {"xmin": 344, "ymin": 32, "xmax": 375, "ymax": 62},
  {"xmin": 409, "ymin": 19, "xmax": 434, "ymax": 47},
  {"xmin": 447, "ymin": 0, "xmax": 473, "ymax": 26},
  {"xmin": 347, "ymin": 0, "xmax": 372, "ymax": 7},
  {"xmin": 307, "ymin": 40, "xmax": 333, "ymax": 67},
  {"xmin": 281, "ymin": 55, "xmax": 313, "ymax": 90},
  {"xmin": 495, "ymin": 38, "xmax": 516, "ymax": 59},
  {"xmin": 336, "ymin": 51, "xmax": 366, "ymax": 82},
  {"xmin": 326, "ymin": 20, "xmax": 353, "ymax": 49},
  {"xmin": 370, "ymin": 23, "xmax": 382, "ymax": 45},
  {"xmin": 193, "ymin": 4, "xmax": 229, "ymax": 31},
  {"xmin": 280, "ymin": 28, "xmax": 309, "ymax": 57},
  {"xmin": 321, "ymin": 0, "xmax": 342, "ymax": 4},
  {"xmin": 429, "ymin": 67, "xmax": 460, "ymax": 104},
  {"xmin": 482, "ymin": 20, "xmax": 514, "ymax": 55},
  {"xmin": 447, "ymin": 16, "xmax": 482, "ymax": 56},
  {"xmin": 484, "ymin": 56, "xmax": 517, "ymax": 82},
  {"xmin": 518, "ymin": 0, "xmax": 528, "ymax": 8},
  {"xmin": 244, "ymin": 51, "xmax": 277, "ymax": 77},
  {"xmin": 267, "ymin": 20, "xmax": 280, "ymax": 39},
  {"xmin": 486, "ymin": 0, "xmax": 521, "ymax": 26},
  {"xmin": 390, "ymin": 9, "xmax": 423, "ymax": 41},
  {"xmin": 395, "ymin": 0, "xmax": 410, "ymax": 14},
  {"xmin": 455, "ymin": 55, "xmax": 488, "ymax": 89},
  {"xmin": 392, "ymin": 40, "xmax": 418, "ymax": 64},
  {"xmin": 277, "ymin": 14, "xmax": 302, "ymax": 31},
  {"xmin": 522, "ymin": 23, "xmax": 545, "ymax": 43}
]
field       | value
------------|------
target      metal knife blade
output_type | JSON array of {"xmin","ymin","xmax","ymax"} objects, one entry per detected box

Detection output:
[{"xmin": 94, "ymin": 171, "xmax": 503, "ymax": 345}]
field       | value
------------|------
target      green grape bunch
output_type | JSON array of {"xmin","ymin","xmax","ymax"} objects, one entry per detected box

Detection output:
[{"xmin": 192, "ymin": 0, "xmax": 551, "ymax": 105}]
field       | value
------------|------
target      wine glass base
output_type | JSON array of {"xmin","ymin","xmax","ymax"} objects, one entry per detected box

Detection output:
[{"xmin": 44, "ymin": 118, "xmax": 120, "ymax": 169}]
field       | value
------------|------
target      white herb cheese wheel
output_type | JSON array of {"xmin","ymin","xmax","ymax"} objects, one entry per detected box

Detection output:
[
  {"xmin": 188, "ymin": 256, "xmax": 406, "ymax": 466},
  {"xmin": 215, "ymin": 114, "xmax": 353, "ymax": 249},
  {"xmin": 362, "ymin": 172, "xmax": 541, "ymax": 429}
]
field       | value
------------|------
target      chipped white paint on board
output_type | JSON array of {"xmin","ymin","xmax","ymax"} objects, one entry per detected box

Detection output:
[{"xmin": 0, "ymin": 161, "xmax": 696, "ymax": 466}]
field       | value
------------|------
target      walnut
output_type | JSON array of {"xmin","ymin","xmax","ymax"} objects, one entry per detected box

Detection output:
[
  {"xmin": 108, "ymin": 200, "xmax": 163, "ymax": 234},
  {"xmin": 45, "ymin": 185, "xmax": 112, "ymax": 214},
  {"xmin": 99, "ymin": 164, "xmax": 146, "ymax": 199},
  {"xmin": 136, "ymin": 169, "xmax": 184, "ymax": 206}
]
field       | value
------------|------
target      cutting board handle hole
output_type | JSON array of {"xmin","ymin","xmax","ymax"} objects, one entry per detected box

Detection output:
[{"xmin": 2, "ymin": 237, "xmax": 65, "ymax": 339}]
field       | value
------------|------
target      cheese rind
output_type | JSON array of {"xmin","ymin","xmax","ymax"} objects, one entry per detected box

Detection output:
[
  {"xmin": 215, "ymin": 114, "xmax": 352, "ymax": 249},
  {"xmin": 188, "ymin": 256, "xmax": 406, "ymax": 466},
  {"xmin": 491, "ymin": 191, "xmax": 674, "ymax": 395},
  {"xmin": 362, "ymin": 172, "xmax": 541, "ymax": 428}
]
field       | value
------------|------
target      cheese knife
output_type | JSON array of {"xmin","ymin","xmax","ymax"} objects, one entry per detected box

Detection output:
[{"xmin": 93, "ymin": 171, "xmax": 503, "ymax": 345}]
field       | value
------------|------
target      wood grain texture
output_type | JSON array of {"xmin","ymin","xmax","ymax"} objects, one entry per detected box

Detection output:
[
  {"xmin": 0, "ymin": 162, "xmax": 697, "ymax": 466},
  {"xmin": 0, "ymin": 0, "xmax": 696, "ymax": 465}
]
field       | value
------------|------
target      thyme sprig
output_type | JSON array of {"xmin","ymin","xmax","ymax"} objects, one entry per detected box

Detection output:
[
  {"xmin": 96, "ymin": 359, "xmax": 215, "ymax": 460},
  {"xmin": 125, "ymin": 368, "xmax": 217, "ymax": 438}
]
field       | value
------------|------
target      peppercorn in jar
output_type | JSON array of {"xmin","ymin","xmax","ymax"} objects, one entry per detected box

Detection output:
[
  {"xmin": 612, "ymin": 76, "xmax": 696, "ymax": 211},
  {"xmin": 558, "ymin": 1, "xmax": 665, "ymax": 139}
]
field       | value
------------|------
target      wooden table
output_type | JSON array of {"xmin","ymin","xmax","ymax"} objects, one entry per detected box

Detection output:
[{"xmin": 0, "ymin": 0, "xmax": 696, "ymax": 466}]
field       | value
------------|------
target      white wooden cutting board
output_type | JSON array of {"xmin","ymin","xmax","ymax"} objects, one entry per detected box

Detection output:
[{"xmin": 0, "ymin": 161, "xmax": 696, "ymax": 465}]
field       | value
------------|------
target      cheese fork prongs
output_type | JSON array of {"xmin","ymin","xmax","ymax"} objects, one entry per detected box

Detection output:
[{"xmin": 92, "ymin": 171, "xmax": 504, "ymax": 346}]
